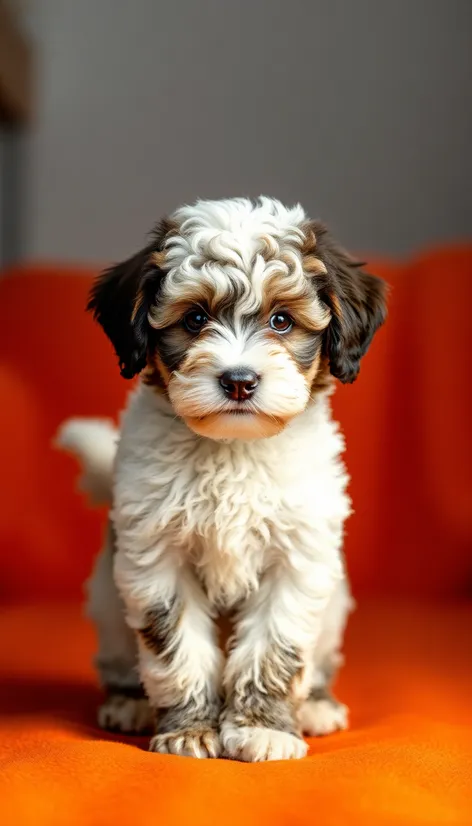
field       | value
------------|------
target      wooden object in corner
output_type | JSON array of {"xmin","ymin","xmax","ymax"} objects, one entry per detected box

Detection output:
[{"xmin": 0, "ymin": 0, "xmax": 33, "ymax": 124}]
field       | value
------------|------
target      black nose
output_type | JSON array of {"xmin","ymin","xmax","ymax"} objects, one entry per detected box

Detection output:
[{"xmin": 219, "ymin": 369, "xmax": 259, "ymax": 401}]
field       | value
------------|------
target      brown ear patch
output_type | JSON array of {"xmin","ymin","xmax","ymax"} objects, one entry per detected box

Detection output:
[
  {"xmin": 87, "ymin": 216, "xmax": 176, "ymax": 379},
  {"xmin": 300, "ymin": 220, "xmax": 387, "ymax": 384}
]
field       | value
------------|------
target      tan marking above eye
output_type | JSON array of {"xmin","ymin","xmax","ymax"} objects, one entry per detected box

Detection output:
[{"xmin": 149, "ymin": 279, "xmax": 220, "ymax": 328}]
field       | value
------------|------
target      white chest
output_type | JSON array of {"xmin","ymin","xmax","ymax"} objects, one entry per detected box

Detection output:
[
  {"xmin": 114, "ymin": 389, "xmax": 350, "ymax": 608},
  {"xmin": 176, "ymin": 440, "xmax": 287, "ymax": 604}
]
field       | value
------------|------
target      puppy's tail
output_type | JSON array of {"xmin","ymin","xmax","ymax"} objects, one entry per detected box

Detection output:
[{"xmin": 54, "ymin": 418, "xmax": 118, "ymax": 506}]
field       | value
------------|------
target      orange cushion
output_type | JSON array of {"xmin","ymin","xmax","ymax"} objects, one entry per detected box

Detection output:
[{"xmin": 0, "ymin": 599, "xmax": 470, "ymax": 826}]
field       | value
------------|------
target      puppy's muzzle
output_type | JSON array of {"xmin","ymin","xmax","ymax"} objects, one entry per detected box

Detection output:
[{"xmin": 219, "ymin": 368, "xmax": 259, "ymax": 402}]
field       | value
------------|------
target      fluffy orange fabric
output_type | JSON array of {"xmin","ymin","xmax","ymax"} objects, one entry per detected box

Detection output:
[{"xmin": 0, "ymin": 253, "xmax": 471, "ymax": 824}]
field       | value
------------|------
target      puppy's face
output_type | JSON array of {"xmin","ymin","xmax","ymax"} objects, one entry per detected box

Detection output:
[
  {"xmin": 89, "ymin": 198, "xmax": 386, "ymax": 440},
  {"xmin": 147, "ymin": 223, "xmax": 332, "ymax": 440}
]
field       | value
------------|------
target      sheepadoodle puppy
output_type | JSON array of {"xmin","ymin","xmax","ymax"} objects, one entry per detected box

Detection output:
[{"xmin": 58, "ymin": 196, "xmax": 386, "ymax": 762}]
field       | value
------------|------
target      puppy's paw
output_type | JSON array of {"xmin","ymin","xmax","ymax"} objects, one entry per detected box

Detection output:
[
  {"xmin": 299, "ymin": 698, "xmax": 348, "ymax": 736},
  {"xmin": 221, "ymin": 724, "xmax": 307, "ymax": 762},
  {"xmin": 149, "ymin": 727, "xmax": 221, "ymax": 759},
  {"xmin": 98, "ymin": 693, "xmax": 153, "ymax": 734}
]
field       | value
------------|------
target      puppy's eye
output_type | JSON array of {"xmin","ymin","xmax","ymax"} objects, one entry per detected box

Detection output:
[
  {"xmin": 269, "ymin": 312, "xmax": 293, "ymax": 334},
  {"xmin": 183, "ymin": 309, "xmax": 208, "ymax": 333}
]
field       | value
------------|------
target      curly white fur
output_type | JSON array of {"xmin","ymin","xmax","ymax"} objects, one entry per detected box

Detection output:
[
  {"xmin": 60, "ymin": 385, "xmax": 352, "ymax": 754},
  {"xmin": 112, "ymin": 385, "xmax": 351, "ymax": 745},
  {"xmin": 58, "ymin": 197, "xmax": 367, "ymax": 762}
]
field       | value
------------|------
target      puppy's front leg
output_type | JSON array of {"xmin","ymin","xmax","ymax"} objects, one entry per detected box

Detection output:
[
  {"xmin": 115, "ymin": 550, "xmax": 224, "ymax": 758},
  {"xmin": 221, "ymin": 557, "xmax": 339, "ymax": 762}
]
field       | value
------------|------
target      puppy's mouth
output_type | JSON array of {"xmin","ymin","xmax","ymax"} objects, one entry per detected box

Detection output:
[
  {"xmin": 194, "ymin": 407, "xmax": 255, "ymax": 420},
  {"xmin": 223, "ymin": 407, "xmax": 254, "ymax": 416},
  {"xmin": 183, "ymin": 406, "xmax": 288, "ymax": 440}
]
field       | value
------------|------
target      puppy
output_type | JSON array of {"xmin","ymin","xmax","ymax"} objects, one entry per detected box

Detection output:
[{"xmin": 58, "ymin": 197, "xmax": 386, "ymax": 762}]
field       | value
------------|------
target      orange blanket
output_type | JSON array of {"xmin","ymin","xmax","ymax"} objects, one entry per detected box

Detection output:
[{"xmin": 0, "ymin": 251, "xmax": 471, "ymax": 825}]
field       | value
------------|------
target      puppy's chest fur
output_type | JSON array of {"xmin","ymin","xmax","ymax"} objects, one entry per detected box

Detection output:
[
  {"xmin": 179, "ymin": 440, "xmax": 287, "ymax": 605},
  {"xmin": 114, "ymin": 386, "xmax": 350, "ymax": 608}
]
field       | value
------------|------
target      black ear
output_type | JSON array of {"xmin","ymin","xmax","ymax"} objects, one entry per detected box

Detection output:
[
  {"xmin": 87, "ymin": 223, "xmax": 170, "ymax": 378},
  {"xmin": 313, "ymin": 224, "xmax": 387, "ymax": 384}
]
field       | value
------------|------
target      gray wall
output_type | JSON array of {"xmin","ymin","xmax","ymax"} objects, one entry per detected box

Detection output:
[{"xmin": 25, "ymin": 0, "xmax": 472, "ymax": 263}]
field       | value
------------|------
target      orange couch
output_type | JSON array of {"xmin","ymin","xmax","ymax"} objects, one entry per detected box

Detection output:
[{"xmin": 0, "ymin": 252, "xmax": 471, "ymax": 825}]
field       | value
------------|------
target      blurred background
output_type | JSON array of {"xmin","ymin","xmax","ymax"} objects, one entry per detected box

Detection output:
[
  {"xmin": 0, "ymin": 0, "xmax": 471, "ymax": 596},
  {"xmin": 0, "ymin": 3, "xmax": 471, "ymax": 821},
  {"xmin": 0, "ymin": 0, "xmax": 470, "ymax": 601},
  {"xmin": 1, "ymin": 0, "xmax": 471, "ymax": 266}
]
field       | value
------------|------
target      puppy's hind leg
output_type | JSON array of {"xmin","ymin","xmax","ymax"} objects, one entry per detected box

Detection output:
[
  {"xmin": 86, "ymin": 523, "xmax": 152, "ymax": 734},
  {"xmin": 299, "ymin": 577, "xmax": 353, "ymax": 737},
  {"xmin": 299, "ymin": 662, "xmax": 349, "ymax": 737}
]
